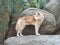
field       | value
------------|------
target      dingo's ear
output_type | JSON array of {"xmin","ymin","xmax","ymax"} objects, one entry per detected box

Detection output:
[{"xmin": 38, "ymin": 12, "xmax": 40, "ymax": 15}]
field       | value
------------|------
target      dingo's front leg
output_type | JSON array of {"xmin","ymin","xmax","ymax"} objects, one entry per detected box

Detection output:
[
  {"xmin": 17, "ymin": 31, "xmax": 20, "ymax": 36},
  {"xmin": 35, "ymin": 23, "xmax": 40, "ymax": 35}
]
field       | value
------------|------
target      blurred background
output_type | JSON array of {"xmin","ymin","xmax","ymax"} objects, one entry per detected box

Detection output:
[{"xmin": 0, "ymin": 0, "xmax": 60, "ymax": 44}]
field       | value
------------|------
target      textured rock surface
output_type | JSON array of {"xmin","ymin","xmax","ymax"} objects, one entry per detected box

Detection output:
[
  {"xmin": 20, "ymin": 8, "xmax": 56, "ymax": 34},
  {"xmin": 44, "ymin": 0, "xmax": 60, "ymax": 29},
  {"xmin": 4, "ymin": 35, "xmax": 60, "ymax": 45}
]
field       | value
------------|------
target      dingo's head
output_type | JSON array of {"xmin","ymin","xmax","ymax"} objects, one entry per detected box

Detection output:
[{"xmin": 34, "ymin": 12, "xmax": 44, "ymax": 20}]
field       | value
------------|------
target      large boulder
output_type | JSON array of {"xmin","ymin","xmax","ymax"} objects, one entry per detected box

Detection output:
[
  {"xmin": 44, "ymin": 0, "xmax": 60, "ymax": 29},
  {"xmin": 4, "ymin": 35, "xmax": 60, "ymax": 45},
  {"xmin": 20, "ymin": 8, "xmax": 56, "ymax": 35}
]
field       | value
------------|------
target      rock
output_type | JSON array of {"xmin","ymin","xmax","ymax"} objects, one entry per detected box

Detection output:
[
  {"xmin": 44, "ymin": 0, "xmax": 60, "ymax": 29},
  {"xmin": 4, "ymin": 35, "xmax": 60, "ymax": 45},
  {"xmin": 0, "ymin": 44, "xmax": 3, "ymax": 45},
  {"xmin": 20, "ymin": 8, "xmax": 56, "ymax": 34}
]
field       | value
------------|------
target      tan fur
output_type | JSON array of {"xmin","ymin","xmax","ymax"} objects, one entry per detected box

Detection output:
[
  {"xmin": 21, "ymin": 16, "xmax": 35, "ymax": 23},
  {"xmin": 15, "ymin": 12, "xmax": 44, "ymax": 36}
]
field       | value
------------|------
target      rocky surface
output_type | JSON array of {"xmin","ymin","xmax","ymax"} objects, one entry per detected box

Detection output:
[
  {"xmin": 44, "ymin": 0, "xmax": 60, "ymax": 29},
  {"xmin": 0, "ymin": 44, "xmax": 3, "ymax": 45},
  {"xmin": 4, "ymin": 35, "xmax": 60, "ymax": 45},
  {"xmin": 20, "ymin": 8, "xmax": 56, "ymax": 35}
]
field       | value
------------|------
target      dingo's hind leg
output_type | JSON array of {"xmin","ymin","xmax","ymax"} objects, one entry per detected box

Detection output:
[
  {"xmin": 19, "ymin": 30, "xmax": 23, "ymax": 36},
  {"xmin": 19, "ymin": 22, "xmax": 26, "ymax": 36},
  {"xmin": 17, "ymin": 24, "xmax": 25, "ymax": 36},
  {"xmin": 17, "ymin": 31, "xmax": 20, "ymax": 36},
  {"xmin": 17, "ymin": 30, "xmax": 24, "ymax": 36},
  {"xmin": 16, "ymin": 19, "xmax": 26, "ymax": 36}
]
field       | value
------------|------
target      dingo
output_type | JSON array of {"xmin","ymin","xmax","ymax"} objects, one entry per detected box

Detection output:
[{"xmin": 15, "ymin": 12, "xmax": 44, "ymax": 36}]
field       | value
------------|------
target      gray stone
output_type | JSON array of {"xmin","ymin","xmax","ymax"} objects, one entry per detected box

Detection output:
[
  {"xmin": 4, "ymin": 35, "xmax": 60, "ymax": 45},
  {"xmin": 21, "ymin": 8, "xmax": 56, "ymax": 34},
  {"xmin": 44, "ymin": 0, "xmax": 60, "ymax": 29}
]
